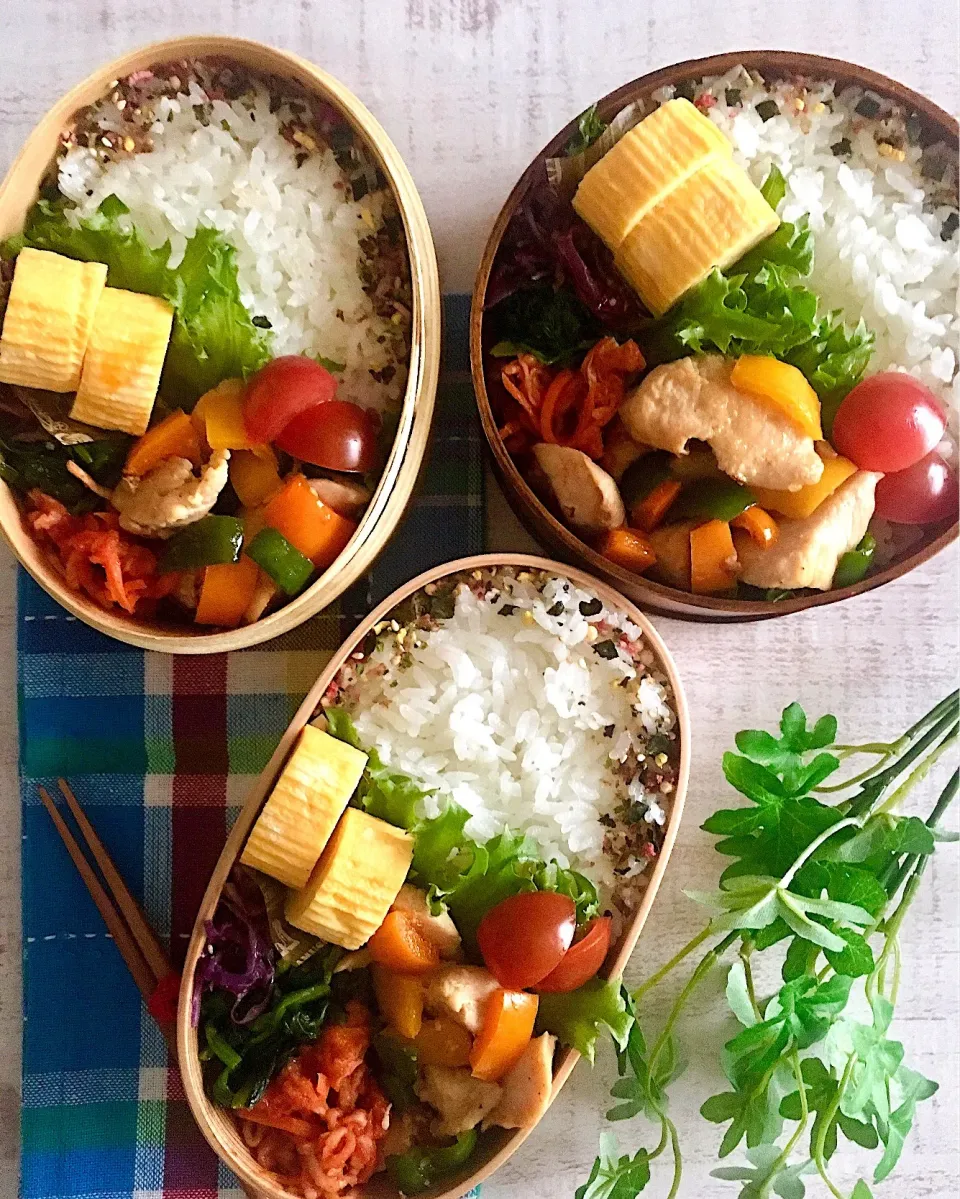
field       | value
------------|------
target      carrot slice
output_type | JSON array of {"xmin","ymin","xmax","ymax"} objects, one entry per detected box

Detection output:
[
  {"xmin": 238, "ymin": 1109, "xmax": 315, "ymax": 1138},
  {"xmin": 731, "ymin": 506, "xmax": 779, "ymax": 548},
  {"xmin": 631, "ymin": 479, "xmax": 681, "ymax": 532}
]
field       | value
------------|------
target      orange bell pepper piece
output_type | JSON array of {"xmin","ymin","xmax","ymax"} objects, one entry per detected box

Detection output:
[
  {"xmin": 368, "ymin": 910, "xmax": 440, "ymax": 974},
  {"xmin": 469, "ymin": 988, "xmax": 538, "ymax": 1082},
  {"xmin": 371, "ymin": 964, "xmax": 424, "ymax": 1039},
  {"xmin": 262, "ymin": 474, "xmax": 356, "ymax": 568},
  {"xmin": 631, "ymin": 479, "xmax": 682, "ymax": 532},
  {"xmin": 193, "ymin": 378, "xmax": 264, "ymax": 451},
  {"xmin": 415, "ymin": 1016, "xmax": 474, "ymax": 1068},
  {"xmin": 125, "ymin": 409, "xmax": 201, "ymax": 476},
  {"xmin": 231, "ymin": 447, "xmax": 283, "ymax": 508},
  {"xmin": 689, "ymin": 520, "xmax": 739, "ymax": 594},
  {"xmin": 731, "ymin": 506, "xmax": 779, "ymax": 549},
  {"xmin": 598, "ymin": 526, "xmax": 657, "ymax": 575},
  {"xmin": 194, "ymin": 555, "xmax": 260, "ymax": 627}
]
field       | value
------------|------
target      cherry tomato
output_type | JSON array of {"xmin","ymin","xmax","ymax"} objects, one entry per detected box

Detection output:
[
  {"xmin": 274, "ymin": 400, "xmax": 378, "ymax": 473},
  {"xmin": 477, "ymin": 891, "xmax": 576, "ymax": 990},
  {"xmin": 243, "ymin": 356, "xmax": 338, "ymax": 443},
  {"xmin": 874, "ymin": 451, "xmax": 959, "ymax": 525},
  {"xmin": 832, "ymin": 373, "xmax": 946, "ymax": 472},
  {"xmin": 536, "ymin": 916, "xmax": 612, "ymax": 993}
]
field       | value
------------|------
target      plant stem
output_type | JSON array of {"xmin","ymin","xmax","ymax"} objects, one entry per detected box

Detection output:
[
  {"xmin": 879, "ymin": 769, "xmax": 959, "ymax": 896},
  {"xmin": 664, "ymin": 1118, "xmax": 683, "ymax": 1199},
  {"xmin": 767, "ymin": 1050, "xmax": 809, "ymax": 1187},
  {"xmin": 647, "ymin": 933, "xmax": 739, "ymax": 1072},
  {"xmin": 780, "ymin": 816, "xmax": 859, "ymax": 887},
  {"xmin": 633, "ymin": 925, "xmax": 713, "ymax": 1002},
  {"xmin": 876, "ymin": 729, "xmax": 958, "ymax": 815},
  {"xmin": 846, "ymin": 707, "xmax": 959, "ymax": 818},
  {"xmin": 740, "ymin": 940, "xmax": 763, "ymax": 1022},
  {"xmin": 814, "ymin": 1055, "xmax": 855, "ymax": 1199}
]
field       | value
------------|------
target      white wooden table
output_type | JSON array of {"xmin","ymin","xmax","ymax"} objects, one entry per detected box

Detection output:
[{"xmin": 0, "ymin": 2, "xmax": 956, "ymax": 1195}]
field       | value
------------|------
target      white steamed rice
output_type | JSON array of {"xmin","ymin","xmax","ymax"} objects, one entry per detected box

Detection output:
[
  {"xmin": 652, "ymin": 67, "xmax": 960, "ymax": 465},
  {"xmin": 337, "ymin": 572, "xmax": 677, "ymax": 892},
  {"xmin": 58, "ymin": 79, "xmax": 407, "ymax": 413}
]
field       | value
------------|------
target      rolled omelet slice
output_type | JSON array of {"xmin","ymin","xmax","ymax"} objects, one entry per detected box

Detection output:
[
  {"xmin": 70, "ymin": 287, "xmax": 174, "ymax": 435},
  {"xmin": 286, "ymin": 808, "xmax": 414, "ymax": 950},
  {"xmin": 572, "ymin": 99, "xmax": 732, "ymax": 249},
  {"xmin": 241, "ymin": 725, "xmax": 367, "ymax": 890},
  {"xmin": 0, "ymin": 248, "xmax": 107, "ymax": 392},
  {"xmin": 614, "ymin": 155, "xmax": 780, "ymax": 316}
]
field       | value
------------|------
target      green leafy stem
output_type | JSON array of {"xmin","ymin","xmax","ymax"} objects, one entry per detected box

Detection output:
[{"xmin": 578, "ymin": 692, "xmax": 958, "ymax": 1199}]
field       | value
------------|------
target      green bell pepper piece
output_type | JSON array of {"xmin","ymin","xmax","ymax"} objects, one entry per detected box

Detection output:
[
  {"xmin": 386, "ymin": 1130, "xmax": 479, "ymax": 1194},
  {"xmin": 246, "ymin": 527, "xmax": 314, "ymax": 596},
  {"xmin": 672, "ymin": 476, "xmax": 756, "ymax": 521},
  {"xmin": 833, "ymin": 533, "xmax": 876, "ymax": 588},
  {"xmin": 160, "ymin": 515, "xmax": 243, "ymax": 572},
  {"xmin": 618, "ymin": 451, "xmax": 673, "ymax": 509}
]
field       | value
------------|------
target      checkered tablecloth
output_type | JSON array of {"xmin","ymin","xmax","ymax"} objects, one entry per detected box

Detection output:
[{"xmin": 18, "ymin": 295, "xmax": 484, "ymax": 1199}]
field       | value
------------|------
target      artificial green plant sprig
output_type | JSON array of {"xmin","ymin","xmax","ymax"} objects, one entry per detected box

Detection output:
[{"xmin": 578, "ymin": 692, "xmax": 958, "ymax": 1199}]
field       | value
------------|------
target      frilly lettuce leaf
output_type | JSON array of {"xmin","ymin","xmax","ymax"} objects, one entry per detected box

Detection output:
[
  {"xmin": 537, "ymin": 978, "xmax": 634, "ymax": 1064},
  {"xmin": 8, "ymin": 195, "xmax": 272, "ymax": 406}
]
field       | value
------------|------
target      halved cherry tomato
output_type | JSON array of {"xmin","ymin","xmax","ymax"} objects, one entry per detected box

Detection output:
[
  {"xmin": 831, "ymin": 373, "xmax": 946, "ymax": 472},
  {"xmin": 243, "ymin": 356, "xmax": 338, "ymax": 443},
  {"xmin": 477, "ymin": 891, "xmax": 575, "ymax": 990},
  {"xmin": 536, "ymin": 917, "xmax": 612, "ymax": 993},
  {"xmin": 274, "ymin": 400, "xmax": 378, "ymax": 473},
  {"xmin": 874, "ymin": 451, "xmax": 959, "ymax": 525}
]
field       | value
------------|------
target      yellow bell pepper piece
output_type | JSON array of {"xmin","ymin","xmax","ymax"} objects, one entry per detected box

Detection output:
[
  {"xmin": 752, "ymin": 455, "xmax": 857, "ymax": 520},
  {"xmin": 230, "ymin": 447, "xmax": 283, "ymax": 508},
  {"xmin": 730, "ymin": 356, "xmax": 823, "ymax": 440},
  {"xmin": 193, "ymin": 378, "xmax": 263, "ymax": 451}
]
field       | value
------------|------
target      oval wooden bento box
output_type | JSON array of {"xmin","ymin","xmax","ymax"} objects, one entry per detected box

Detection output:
[
  {"xmin": 471, "ymin": 51, "xmax": 959, "ymax": 622},
  {"xmin": 177, "ymin": 553, "xmax": 691, "ymax": 1199},
  {"xmin": 0, "ymin": 36, "xmax": 441, "ymax": 652}
]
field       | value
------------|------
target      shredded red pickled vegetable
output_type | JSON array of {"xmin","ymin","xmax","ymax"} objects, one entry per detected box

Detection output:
[
  {"xmin": 498, "ymin": 337, "xmax": 644, "ymax": 460},
  {"xmin": 24, "ymin": 490, "xmax": 178, "ymax": 615},
  {"xmin": 237, "ymin": 1001, "xmax": 390, "ymax": 1199}
]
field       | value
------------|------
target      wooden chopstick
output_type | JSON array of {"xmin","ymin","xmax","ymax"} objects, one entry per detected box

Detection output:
[
  {"xmin": 37, "ymin": 785, "xmax": 159, "ymax": 1000},
  {"xmin": 56, "ymin": 778, "xmax": 170, "ymax": 982},
  {"xmin": 37, "ymin": 782, "xmax": 178, "ymax": 1056}
]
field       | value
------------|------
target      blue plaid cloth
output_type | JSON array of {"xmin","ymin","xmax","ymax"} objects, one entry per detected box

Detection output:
[{"xmin": 19, "ymin": 295, "xmax": 484, "ymax": 1199}]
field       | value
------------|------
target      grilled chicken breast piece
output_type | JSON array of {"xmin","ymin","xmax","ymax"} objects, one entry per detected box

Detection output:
[
  {"xmin": 736, "ymin": 470, "xmax": 882, "ymax": 591},
  {"xmin": 532, "ymin": 443, "xmax": 626, "ymax": 533},
  {"xmin": 618, "ymin": 355, "xmax": 823, "ymax": 492}
]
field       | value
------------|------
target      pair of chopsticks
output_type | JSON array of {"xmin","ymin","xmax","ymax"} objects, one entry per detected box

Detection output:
[{"xmin": 37, "ymin": 779, "xmax": 179, "ymax": 1057}]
